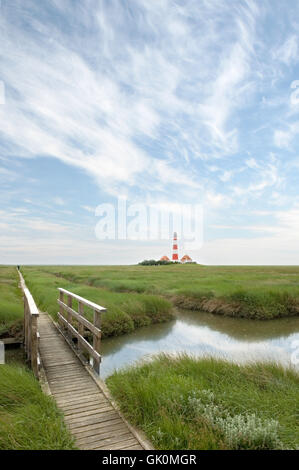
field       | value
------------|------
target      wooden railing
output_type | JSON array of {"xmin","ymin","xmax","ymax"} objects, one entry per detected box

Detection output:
[
  {"xmin": 57, "ymin": 288, "xmax": 106, "ymax": 375},
  {"xmin": 23, "ymin": 285, "xmax": 40, "ymax": 378}
]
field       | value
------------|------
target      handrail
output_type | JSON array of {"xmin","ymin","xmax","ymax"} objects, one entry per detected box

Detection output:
[
  {"xmin": 58, "ymin": 288, "xmax": 106, "ymax": 312},
  {"xmin": 57, "ymin": 288, "xmax": 105, "ymax": 375},
  {"xmin": 19, "ymin": 272, "xmax": 40, "ymax": 378}
]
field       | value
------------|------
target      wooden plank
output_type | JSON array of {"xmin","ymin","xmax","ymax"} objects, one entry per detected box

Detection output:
[
  {"xmin": 57, "ymin": 313, "xmax": 101, "ymax": 363},
  {"xmin": 67, "ymin": 411, "xmax": 120, "ymax": 429},
  {"xmin": 54, "ymin": 388, "xmax": 101, "ymax": 399},
  {"xmin": 46, "ymin": 370, "xmax": 84, "ymax": 378},
  {"xmin": 40, "ymin": 350, "xmax": 74, "ymax": 358},
  {"xmin": 71, "ymin": 420, "xmax": 128, "ymax": 438},
  {"xmin": 52, "ymin": 387, "xmax": 99, "ymax": 399},
  {"xmin": 91, "ymin": 436, "xmax": 138, "ymax": 450},
  {"xmin": 50, "ymin": 377, "xmax": 96, "ymax": 388},
  {"xmin": 124, "ymin": 444, "xmax": 143, "ymax": 450},
  {"xmin": 50, "ymin": 384, "xmax": 98, "ymax": 395},
  {"xmin": 62, "ymin": 398, "xmax": 107, "ymax": 411},
  {"xmin": 50, "ymin": 383, "xmax": 98, "ymax": 394},
  {"xmin": 43, "ymin": 359, "xmax": 79, "ymax": 367},
  {"xmin": 55, "ymin": 392, "xmax": 101, "ymax": 406},
  {"xmin": 77, "ymin": 429, "xmax": 133, "ymax": 447},
  {"xmin": 58, "ymin": 288, "xmax": 106, "ymax": 313},
  {"xmin": 64, "ymin": 402, "xmax": 108, "ymax": 416},
  {"xmin": 48, "ymin": 376, "xmax": 90, "ymax": 386},
  {"xmin": 47, "ymin": 372, "xmax": 85, "ymax": 381},
  {"xmin": 58, "ymin": 300, "xmax": 101, "ymax": 338},
  {"xmin": 64, "ymin": 406, "xmax": 115, "ymax": 424},
  {"xmin": 75, "ymin": 424, "xmax": 132, "ymax": 442},
  {"xmin": 45, "ymin": 363, "xmax": 82, "ymax": 371},
  {"xmin": 103, "ymin": 439, "xmax": 141, "ymax": 450},
  {"xmin": 62, "ymin": 395, "xmax": 107, "ymax": 407}
]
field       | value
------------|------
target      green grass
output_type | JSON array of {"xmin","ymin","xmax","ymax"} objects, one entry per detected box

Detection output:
[
  {"xmin": 24, "ymin": 264, "xmax": 299, "ymax": 320},
  {"xmin": 107, "ymin": 354, "xmax": 299, "ymax": 450},
  {"xmin": 22, "ymin": 267, "xmax": 173, "ymax": 338},
  {"xmin": 0, "ymin": 364, "xmax": 76, "ymax": 449},
  {"xmin": 0, "ymin": 266, "xmax": 23, "ymax": 338}
]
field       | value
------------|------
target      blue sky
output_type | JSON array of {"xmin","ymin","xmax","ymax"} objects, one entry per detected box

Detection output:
[{"xmin": 1, "ymin": 0, "xmax": 299, "ymax": 264}]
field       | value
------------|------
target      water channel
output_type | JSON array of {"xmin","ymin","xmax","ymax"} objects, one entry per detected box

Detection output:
[{"xmin": 101, "ymin": 309, "xmax": 299, "ymax": 378}]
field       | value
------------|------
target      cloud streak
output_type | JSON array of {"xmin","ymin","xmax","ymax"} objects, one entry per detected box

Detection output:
[{"xmin": 1, "ymin": 0, "xmax": 299, "ymax": 263}]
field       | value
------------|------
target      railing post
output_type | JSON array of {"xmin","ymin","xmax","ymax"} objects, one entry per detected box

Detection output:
[
  {"xmin": 19, "ymin": 271, "xmax": 40, "ymax": 379},
  {"xmin": 28, "ymin": 308, "xmax": 32, "ymax": 362},
  {"xmin": 93, "ymin": 309, "xmax": 101, "ymax": 375},
  {"xmin": 67, "ymin": 294, "xmax": 73, "ymax": 340},
  {"xmin": 58, "ymin": 290, "xmax": 64, "ymax": 329},
  {"xmin": 78, "ymin": 301, "xmax": 84, "ymax": 354},
  {"xmin": 31, "ymin": 314, "xmax": 39, "ymax": 378},
  {"xmin": 24, "ymin": 297, "xmax": 28, "ymax": 357}
]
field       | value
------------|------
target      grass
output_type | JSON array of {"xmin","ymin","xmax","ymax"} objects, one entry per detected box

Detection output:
[
  {"xmin": 22, "ymin": 267, "xmax": 173, "ymax": 338},
  {"xmin": 106, "ymin": 354, "xmax": 299, "ymax": 450},
  {"xmin": 0, "ymin": 266, "xmax": 76, "ymax": 450},
  {"xmin": 0, "ymin": 364, "xmax": 76, "ymax": 449},
  {"xmin": 0, "ymin": 266, "xmax": 23, "ymax": 338},
  {"xmin": 24, "ymin": 264, "xmax": 299, "ymax": 320}
]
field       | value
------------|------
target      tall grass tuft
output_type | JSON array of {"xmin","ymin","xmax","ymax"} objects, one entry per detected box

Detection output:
[
  {"xmin": 0, "ymin": 266, "xmax": 23, "ymax": 338},
  {"xmin": 0, "ymin": 365, "xmax": 76, "ymax": 449},
  {"xmin": 107, "ymin": 354, "xmax": 299, "ymax": 450}
]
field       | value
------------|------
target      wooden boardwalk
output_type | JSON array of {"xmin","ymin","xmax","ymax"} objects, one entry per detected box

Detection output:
[{"xmin": 38, "ymin": 312, "xmax": 145, "ymax": 450}]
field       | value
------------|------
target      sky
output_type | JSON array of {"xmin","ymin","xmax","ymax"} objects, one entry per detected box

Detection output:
[{"xmin": 1, "ymin": 0, "xmax": 299, "ymax": 265}]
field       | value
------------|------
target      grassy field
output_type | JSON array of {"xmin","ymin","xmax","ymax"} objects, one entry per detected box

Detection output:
[
  {"xmin": 0, "ymin": 266, "xmax": 23, "ymax": 338},
  {"xmin": 22, "ymin": 267, "xmax": 173, "ymax": 338},
  {"xmin": 107, "ymin": 354, "xmax": 299, "ymax": 450},
  {"xmin": 0, "ymin": 364, "xmax": 76, "ymax": 450},
  {"xmin": 1, "ymin": 264, "xmax": 298, "ymax": 450},
  {"xmin": 0, "ymin": 266, "xmax": 76, "ymax": 450},
  {"xmin": 23, "ymin": 264, "xmax": 299, "ymax": 320}
]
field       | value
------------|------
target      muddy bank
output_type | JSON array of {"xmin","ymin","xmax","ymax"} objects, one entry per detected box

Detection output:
[{"xmin": 172, "ymin": 293, "xmax": 299, "ymax": 320}]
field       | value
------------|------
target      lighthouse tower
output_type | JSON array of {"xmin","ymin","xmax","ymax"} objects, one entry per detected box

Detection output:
[{"xmin": 172, "ymin": 232, "xmax": 179, "ymax": 261}]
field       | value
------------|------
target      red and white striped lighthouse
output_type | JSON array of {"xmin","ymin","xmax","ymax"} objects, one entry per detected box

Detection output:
[{"xmin": 172, "ymin": 232, "xmax": 179, "ymax": 261}]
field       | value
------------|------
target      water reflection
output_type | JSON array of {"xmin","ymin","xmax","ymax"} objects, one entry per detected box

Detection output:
[
  {"xmin": 101, "ymin": 310, "xmax": 299, "ymax": 379},
  {"xmin": 175, "ymin": 310, "xmax": 299, "ymax": 341}
]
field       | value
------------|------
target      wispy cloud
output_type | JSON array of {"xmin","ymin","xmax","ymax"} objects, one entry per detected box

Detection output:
[
  {"xmin": 1, "ymin": 0, "xmax": 299, "ymax": 263},
  {"xmin": 0, "ymin": 0, "xmax": 261, "ymax": 200}
]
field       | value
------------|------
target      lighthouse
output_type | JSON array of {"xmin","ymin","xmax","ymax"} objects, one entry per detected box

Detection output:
[{"xmin": 172, "ymin": 232, "xmax": 179, "ymax": 261}]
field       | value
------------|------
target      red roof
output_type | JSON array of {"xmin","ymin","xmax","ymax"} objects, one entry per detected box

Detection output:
[
  {"xmin": 160, "ymin": 255, "xmax": 170, "ymax": 261},
  {"xmin": 181, "ymin": 254, "xmax": 192, "ymax": 261}
]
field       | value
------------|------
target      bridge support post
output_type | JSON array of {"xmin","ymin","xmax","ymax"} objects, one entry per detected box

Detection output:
[
  {"xmin": 93, "ymin": 309, "xmax": 101, "ymax": 375},
  {"xmin": 78, "ymin": 301, "xmax": 85, "ymax": 356}
]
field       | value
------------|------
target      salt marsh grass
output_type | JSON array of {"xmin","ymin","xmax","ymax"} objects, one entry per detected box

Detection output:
[{"xmin": 107, "ymin": 354, "xmax": 299, "ymax": 450}]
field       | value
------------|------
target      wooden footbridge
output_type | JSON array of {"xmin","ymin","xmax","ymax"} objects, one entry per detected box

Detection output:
[{"xmin": 19, "ymin": 271, "xmax": 151, "ymax": 451}]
